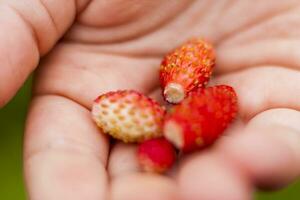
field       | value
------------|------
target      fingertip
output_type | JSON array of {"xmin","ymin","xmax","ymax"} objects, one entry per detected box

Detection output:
[
  {"xmin": 178, "ymin": 152, "xmax": 252, "ymax": 200},
  {"xmin": 25, "ymin": 150, "xmax": 109, "ymax": 200},
  {"xmin": 217, "ymin": 126, "xmax": 300, "ymax": 190},
  {"xmin": 108, "ymin": 143, "xmax": 140, "ymax": 178},
  {"xmin": 110, "ymin": 174, "xmax": 177, "ymax": 200}
]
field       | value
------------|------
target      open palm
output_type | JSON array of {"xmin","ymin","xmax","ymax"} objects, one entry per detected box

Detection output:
[{"xmin": 1, "ymin": 1, "xmax": 300, "ymax": 199}]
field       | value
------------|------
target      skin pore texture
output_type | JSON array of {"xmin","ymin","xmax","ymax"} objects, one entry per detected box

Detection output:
[{"xmin": 0, "ymin": 0, "xmax": 300, "ymax": 200}]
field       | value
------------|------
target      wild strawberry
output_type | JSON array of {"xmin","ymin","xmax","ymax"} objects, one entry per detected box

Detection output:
[
  {"xmin": 163, "ymin": 85, "xmax": 238, "ymax": 152},
  {"xmin": 92, "ymin": 90, "xmax": 165, "ymax": 143},
  {"xmin": 137, "ymin": 138, "xmax": 176, "ymax": 173},
  {"xmin": 159, "ymin": 38, "xmax": 215, "ymax": 104}
]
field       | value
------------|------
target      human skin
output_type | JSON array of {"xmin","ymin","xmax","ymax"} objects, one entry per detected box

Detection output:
[{"xmin": 0, "ymin": 0, "xmax": 300, "ymax": 199}]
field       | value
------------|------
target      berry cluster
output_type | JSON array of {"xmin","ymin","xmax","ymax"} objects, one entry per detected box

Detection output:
[{"xmin": 92, "ymin": 39, "xmax": 238, "ymax": 173}]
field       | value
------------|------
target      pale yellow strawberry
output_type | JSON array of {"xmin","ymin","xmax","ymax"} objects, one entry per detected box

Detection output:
[{"xmin": 92, "ymin": 90, "xmax": 166, "ymax": 143}]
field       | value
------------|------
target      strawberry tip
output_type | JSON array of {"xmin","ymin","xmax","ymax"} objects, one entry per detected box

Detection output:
[
  {"xmin": 164, "ymin": 120, "xmax": 184, "ymax": 149},
  {"xmin": 164, "ymin": 83, "xmax": 185, "ymax": 103}
]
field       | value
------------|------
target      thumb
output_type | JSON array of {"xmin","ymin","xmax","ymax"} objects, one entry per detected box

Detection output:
[{"xmin": 0, "ymin": 0, "xmax": 90, "ymax": 107}]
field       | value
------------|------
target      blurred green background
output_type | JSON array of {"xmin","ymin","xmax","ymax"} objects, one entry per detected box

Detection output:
[{"xmin": 0, "ymin": 78, "xmax": 299, "ymax": 200}]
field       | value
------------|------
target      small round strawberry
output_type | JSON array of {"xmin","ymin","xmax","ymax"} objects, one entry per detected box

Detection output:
[
  {"xmin": 164, "ymin": 85, "xmax": 238, "ymax": 153},
  {"xmin": 160, "ymin": 38, "xmax": 215, "ymax": 104},
  {"xmin": 137, "ymin": 138, "xmax": 176, "ymax": 173},
  {"xmin": 92, "ymin": 90, "xmax": 165, "ymax": 143}
]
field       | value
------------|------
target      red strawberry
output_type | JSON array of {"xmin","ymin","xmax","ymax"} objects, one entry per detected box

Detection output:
[
  {"xmin": 92, "ymin": 90, "xmax": 165, "ymax": 143},
  {"xmin": 159, "ymin": 38, "xmax": 215, "ymax": 103},
  {"xmin": 138, "ymin": 138, "xmax": 176, "ymax": 173},
  {"xmin": 163, "ymin": 85, "xmax": 238, "ymax": 152}
]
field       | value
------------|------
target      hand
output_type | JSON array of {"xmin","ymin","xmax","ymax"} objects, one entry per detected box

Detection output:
[{"xmin": 1, "ymin": 1, "xmax": 299, "ymax": 199}]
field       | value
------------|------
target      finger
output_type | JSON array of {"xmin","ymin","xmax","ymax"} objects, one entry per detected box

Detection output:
[
  {"xmin": 177, "ymin": 110, "xmax": 299, "ymax": 199},
  {"xmin": 24, "ymin": 95, "xmax": 109, "ymax": 200},
  {"xmin": 110, "ymin": 174, "xmax": 177, "ymax": 200},
  {"xmin": 213, "ymin": 66, "xmax": 300, "ymax": 120},
  {"xmin": 108, "ymin": 143, "xmax": 140, "ymax": 178},
  {"xmin": 26, "ymin": 44, "xmax": 162, "ymax": 199},
  {"xmin": 0, "ymin": 0, "xmax": 90, "ymax": 106},
  {"xmin": 213, "ymin": 66, "xmax": 300, "ymax": 189},
  {"xmin": 216, "ymin": 108, "xmax": 300, "ymax": 190},
  {"xmin": 178, "ymin": 151, "xmax": 252, "ymax": 200}
]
